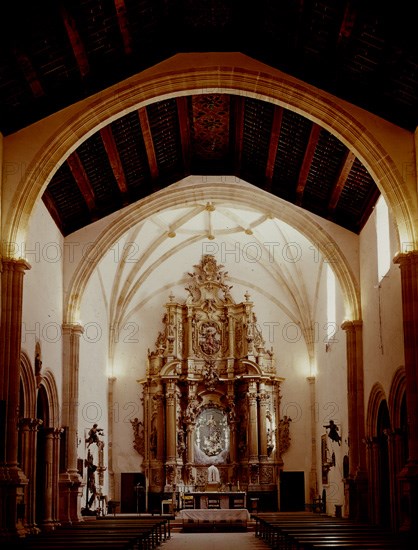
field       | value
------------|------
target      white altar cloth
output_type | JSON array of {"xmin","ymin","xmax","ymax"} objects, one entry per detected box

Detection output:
[{"xmin": 178, "ymin": 509, "xmax": 250, "ymax": 522}]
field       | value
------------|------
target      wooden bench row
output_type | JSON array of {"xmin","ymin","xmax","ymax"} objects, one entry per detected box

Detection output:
[
  {"xmin": 252, "ymin": 512, "xmax": 414, "ymax": 550},
  {"xmin": 7, "ymin": 517, "xmax": 171, "ymax": 549}
]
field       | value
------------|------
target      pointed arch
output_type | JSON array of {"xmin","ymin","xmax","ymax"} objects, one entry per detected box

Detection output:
[
  {"xmin": 366, "ymin": 383, "xmax": 388, "ymax": 437},
  {"xmin": 20, "ymin": 351, "xmax": 37, "ymax": 418},
  {"xmin": 38, "ymin": 370, "xmax": 60, "ymax": 429},
  {"xmin": 388, "ymin": 366, "xmax": 406, "ymax": 431},
  {"xmin": 63, "ymin": 182, "xmax": 362, "ymax": 325}
]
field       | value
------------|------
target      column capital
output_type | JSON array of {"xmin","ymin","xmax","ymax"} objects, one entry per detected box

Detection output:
[
  {"xmin": 0, "ymin": 257, "xmax": 31, "ymax": 273},
  {"xmin": 62, "ymin": 322, "xmax": 84, "ymax": 335},
  {"xmin": 341, "ymin": 319, "xmax": 363, "ymax": 331},
  {"xmin": 394, "ymin": 250, "xmax": 418, "ymax": 266}
]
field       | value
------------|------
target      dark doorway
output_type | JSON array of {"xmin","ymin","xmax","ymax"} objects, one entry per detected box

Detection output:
[
  {"xmin": 280, "ymin": 471, "xmax": 305, "ymax": 511},
  {"xmin": 35, "ymin": 386, "xmax": 49, "ymax": 526},
  {"xmin": 377, "ymin": 401, "xmax": 391, "ymax": 526},
  {"xmin": 120, "ymin": 472, "xmax": 146, "ymax": 513}
]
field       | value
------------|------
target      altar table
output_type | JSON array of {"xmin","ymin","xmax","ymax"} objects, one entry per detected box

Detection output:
[
  {"xmin": 178, "ymin": 508, "xmax": 250, "ymax": 531},
  {"xmin": 182, "ymin": 491, "xmax": 246, "ymax": 509}
]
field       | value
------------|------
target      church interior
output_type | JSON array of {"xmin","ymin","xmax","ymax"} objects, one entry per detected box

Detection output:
[{"xmin": 1, "ymin": 0, "xmax": 418, "ymax": 544}]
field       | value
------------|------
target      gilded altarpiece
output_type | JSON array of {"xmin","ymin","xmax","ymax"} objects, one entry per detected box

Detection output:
[{"xmin": 134, "ymin": 256, "xmax": 288, "ymax": 505}]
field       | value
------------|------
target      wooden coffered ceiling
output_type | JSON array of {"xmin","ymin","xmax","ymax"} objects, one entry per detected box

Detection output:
[{"xmin": 1, "ymin": 0, "xmax": 417, "ymax": 236}]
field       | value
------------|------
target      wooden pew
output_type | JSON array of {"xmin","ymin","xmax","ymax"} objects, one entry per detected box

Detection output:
[
  {"xmin": 7, "ymin": 516, "xmax": 170, "ymax": 549},
  {"xmin": 252, "ymin": 512, "xmax": 414, "ymax": 550}
]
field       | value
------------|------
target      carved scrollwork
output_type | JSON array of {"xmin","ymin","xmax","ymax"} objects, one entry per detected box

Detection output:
[
  {"xmin": 278, "ymin": 415, "xmax": 292, "ymax": 455},
  {"xmin": 130, "ymin": 417, "xmax": 145, "ymax": 457}
]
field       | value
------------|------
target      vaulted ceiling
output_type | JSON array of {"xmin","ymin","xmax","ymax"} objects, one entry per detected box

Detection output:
[{"xmin": 1, "ymin": 0, "xmax": 417, "ymax": 236}]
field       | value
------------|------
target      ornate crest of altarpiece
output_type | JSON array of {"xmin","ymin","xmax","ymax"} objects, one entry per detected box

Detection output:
[{"xmin": 133, "ymin": 255, "xmax": 290, "ymax": 505}]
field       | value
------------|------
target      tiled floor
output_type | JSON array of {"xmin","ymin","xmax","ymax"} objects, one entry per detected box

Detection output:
[{"xmin": 161, "ymin": 531, "xmax": 269, "ymax": 549}]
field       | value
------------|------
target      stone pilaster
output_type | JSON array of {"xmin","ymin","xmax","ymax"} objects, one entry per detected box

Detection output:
[
  {"xmin": 341, "ymin": 319, "xmax": 368, "ymax": 521},
  {"xmin": 0, "ymin": 258, "xmax": 31, "ymax": 538},
  {"xmin": 59, "ymin": 323, "xmax": 84, "ymax": 525},
  {"xmin": 394, "ymin": 251, "xmax": 418, "ymax": 532}
]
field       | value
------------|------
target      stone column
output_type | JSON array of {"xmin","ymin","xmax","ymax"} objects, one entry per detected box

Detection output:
[
  {"xmin": 42, "ymin": 428, "xmax": 55, "ymax": 530},
  {"xmin": 0, "ymin": 258, "xmax": 31, "ymax": 538},
  {"xmin": 247, "ymin": 379, "xmax": 259, "ymax": 463},
  {"xmin": 341, "ymin": 320, "xmax": 368, "ymax": 521},
  {"xmin": 52, "ymin": 428, "xmax": 62, "ymax": 527},
  {"xmin": 394, "ymin": 251, "xmax": 418, "ymax": 532},
  {"xmin": 19, "ymin": 418, "xmax": 42, "ymax": 533},
  {"xmin": 59, "ymin": 323, "xmax": 84, "ymax": 525}
]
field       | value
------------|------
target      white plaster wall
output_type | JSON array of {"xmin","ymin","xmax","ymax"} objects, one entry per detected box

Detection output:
[
  {"xmin": 21, "ymin": 199, "xmax": 64, "ymax": 401},
  {"xmin": 360, "ymin": 204, "xmax": 404, "ymax": 406},
  {"xmin": 78, "ymin": 266, "xmax": 111, "ymax": 496},
  {"xmin": 314, "ymin": 267, "xmax": 348, "ymax": 513}
]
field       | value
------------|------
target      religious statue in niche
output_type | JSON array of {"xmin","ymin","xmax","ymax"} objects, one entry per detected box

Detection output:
[
  {"xmin": 194, "ymin": 408, "xmax": 229, "ymax": 464},
  {"xmin": 202, "ymin": 360, "xmax": 219, "ymax": 391}
]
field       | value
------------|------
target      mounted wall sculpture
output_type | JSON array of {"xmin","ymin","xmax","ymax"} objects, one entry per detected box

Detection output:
[{"xmin": 135, "ymin": 255, "xmax": 289, "ymax": 503}]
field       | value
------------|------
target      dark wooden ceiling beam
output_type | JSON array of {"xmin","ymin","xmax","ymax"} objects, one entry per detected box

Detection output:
[
  {"xmin": 114, "ymin": 0, "xmax": 133, "ymax": 55},
  {"xmin": 66, "ymin": 152, "xmax": 96, "ymax": 212},
  {"xmin": 176, "ymin": 96, "xmax": 192, "ymax": 174},
  {"xmin": 60, "ymin": 4, "xmax": 90, "ymax": 78},
  {"xmin": 295, "ymin": 123, "xmax": 321, "ymax": 205},
  {"xmin": 233, "ymin": 96, "xmax": 245, "ymax": 177},
  {"xmin": 100, "ymin": 125, "xmax": 129, "ymax": 200},
  {"xmin": 328, "ymin": 150, "xmax": 356, "ymax": 213},
  {"xmin": 138, "ymin": 107, "xmax": 159, "ymax": 181},
  {"xmin": 265, "ymin": 106, "xmax": 283, "ymax": 191},
  {"xmin": 337, "ymin": 2, "xmax": 358, "ymax": 44},
  {"xmin": 42, "ymin": 191, "xmax": 64, "ymax": 233},
  {"xmin": 13, "ymin": 48, "xmax": 44, "ymax": 98}
]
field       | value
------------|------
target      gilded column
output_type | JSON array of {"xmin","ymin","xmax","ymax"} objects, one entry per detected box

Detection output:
[
  {"xmin": 153, "ymin": 393, "xmax": 165, "ymax": 462},
  {"xmin": 107, "ymin": 377, "xmax": 116, "ymax": 500},
  {"xmin": 165, "ymin": 381, "xmax": 177, "ymax": 463},
  {"xmin": 60, "ymin": 322, "xmax": 84, "ymax": 525},
  {"xmin": 258, "ymin": 385, "xmax": 269, "ymax": 461},
  {"xmin": 0, "ymin": 258, "xmax": 31, "ymax": 538},
  {"xmin": 341, "ymin": 320, "xmax": 367, "ymax": 521},
  {"xmin": 394, "ymin": 251, "xmax": 418, "ymax": 532},
  {"xmin": 227, "ymin": 383, "xmax": 237, "ymax": 464},
  {"xmin": 247, "ymin": 379, "xmax": 259, "ymax": 462}
]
